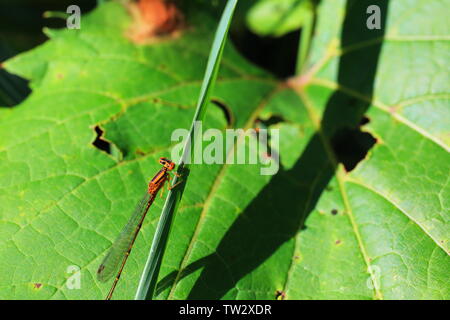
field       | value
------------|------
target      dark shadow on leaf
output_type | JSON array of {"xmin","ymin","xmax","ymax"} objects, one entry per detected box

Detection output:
[
  {"xmin": 187, "ymin": 134, "xmax": 335, "ymax": 299},
  {"xmin": 158, "ymin": 0, "xmax": 389, "ymax": 299},
  {"xmin": 155, "ymin": 254, "xmax": 212, "ymax": 297}
]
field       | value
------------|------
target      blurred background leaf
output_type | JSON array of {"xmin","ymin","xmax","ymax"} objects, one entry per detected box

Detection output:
[{"xmin": 246, "ymin": 0, "xmax": 314, "ymax": 37}]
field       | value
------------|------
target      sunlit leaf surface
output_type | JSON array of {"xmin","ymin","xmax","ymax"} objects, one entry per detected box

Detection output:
[{"xmin": 0, "ymin": 0, "xmax": 448, "ymax": 299}]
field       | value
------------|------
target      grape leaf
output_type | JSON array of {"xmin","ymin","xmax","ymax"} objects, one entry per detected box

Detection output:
[{"xmin": 0, "ymin": 0, "xmax": 448, "ymax": 300}]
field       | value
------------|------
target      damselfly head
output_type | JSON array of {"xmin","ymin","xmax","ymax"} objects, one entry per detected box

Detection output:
[{"xmin": 159, "ymin": 157, "xmax": 175, "ymax": 170}]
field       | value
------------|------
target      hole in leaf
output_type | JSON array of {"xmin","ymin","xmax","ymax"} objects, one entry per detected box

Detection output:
[
  {"xmin": 256, "ymin": 114, "xmax": 285, "ymax": 127},
  {"xmin": 360, "ymin": 116, "xmax": 370, "ymax": 126},
  {"xmin": 92, "ymin": 125, "xmax": 111, "ymax": 154},
  {"xmin": 331, "ymin": 127, "xmax": 377, "ymax": 172},
  {"xmin": 211, "ymin": 98, "xmax": 233, "ymax": 127}
]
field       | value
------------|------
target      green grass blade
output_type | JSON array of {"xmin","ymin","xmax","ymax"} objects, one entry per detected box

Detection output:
[{"xmin": 134, "ymin": 0, "xmax": 239, "ymax": 300}]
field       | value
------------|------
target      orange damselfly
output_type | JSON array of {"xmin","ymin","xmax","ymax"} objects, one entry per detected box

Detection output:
[{"xmin": 97, "ymin": 157, "xmax": 178, "ymax": 300}]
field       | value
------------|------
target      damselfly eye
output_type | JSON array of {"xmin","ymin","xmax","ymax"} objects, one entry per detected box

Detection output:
[
  {"xmin": 167, "ymin": 162, "xmax": 175, "ymax": 170},
  {"xmin": 159, "ymin": 157, "xmax": 175, "ymax": 170}
]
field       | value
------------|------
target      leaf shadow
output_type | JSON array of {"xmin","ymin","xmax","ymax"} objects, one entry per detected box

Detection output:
[{"xmin": 157, "ymin": 0, "xmax": 389, "ymax": 299}]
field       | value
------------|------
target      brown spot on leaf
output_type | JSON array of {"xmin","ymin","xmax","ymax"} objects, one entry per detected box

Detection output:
[
  {"xmin": 97, "ymin": 264, "xmax": 105, "ymax": 274},
  {"xmin": 331, "ymin": 209, "xmax": 338, "ymax": 215},
  {"xmin": 335, "ymin": 240, "xmax": 341, "ymax": 245},
  {"xmin": 388, "ymin": 105, "xmax": 398, "ymax": 114},
  {"xmin": 135, "ymin": 148, "xmax": 146, "ymax": 156},
  {"xmin": 33, "ymin": 283, "xmax": 42, "ymax": 289},
  {"xmin": 127, "ymin": 0, "xmax": 184, "ymax": 44}
]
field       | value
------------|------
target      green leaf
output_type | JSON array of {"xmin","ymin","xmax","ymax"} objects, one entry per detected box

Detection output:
[
  {"xmin": 247, "ymin": 0, "xmax": 313, "ymax": 37},
  {"xmin": 0, "ymin": 0, "xmax": 448, "ymax": 300}
]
